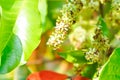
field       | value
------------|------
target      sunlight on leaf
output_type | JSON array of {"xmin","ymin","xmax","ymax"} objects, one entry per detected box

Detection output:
[
  {"xmin": 0, "ymin": 6, "xmax": 2, "ymax": 15},
  {"xmin": 0, "ymin": 0, "xmax": 22, "ymax": 65},
  {"xmin": 14, "ymin": 0, "xmax": 42, "ymax": 61}
]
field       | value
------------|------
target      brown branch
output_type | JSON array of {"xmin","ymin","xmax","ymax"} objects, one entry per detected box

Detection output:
[{"xmin": 99, "ymin": 1, "xmax": 104, "ymax": 18}]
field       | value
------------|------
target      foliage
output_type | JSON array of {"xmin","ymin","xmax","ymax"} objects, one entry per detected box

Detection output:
[
  {"xmin": 99, "ymin": 48, "xmax": 120, "ymax": 80},
  {"xmin": 0, "ymin": 34, "xmax": 22, "ymax": 73},
  {"xmin": 0, "ymin": 0, "xmax": 120, "ymax": 80},
  {"xmin": 58, "ymin": 50, "xmax": 87, "ymax": 64},
  {"xmin": 27, "ymin": 70, "xmax": 68, "ymax": 80}
]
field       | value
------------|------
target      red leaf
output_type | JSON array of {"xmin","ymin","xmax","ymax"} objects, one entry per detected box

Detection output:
[
  {"xmin": 27, "ymin": 72, "xmax": 41, "ymax": 80},
  {"xmin": 27, "ymin": 70, "xmax": 68, "ymax": 80},
  {"xmin": 73, "ymin": 75, "xmax": 90, "ymax": 80}
]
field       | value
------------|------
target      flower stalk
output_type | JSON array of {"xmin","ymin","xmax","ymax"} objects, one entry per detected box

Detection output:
[
  {"xmin": 47, "ymin": 0, "xmax": 83, "ymax": 50},
  {"xmin": 85, "ymin": 27, "xmax": 110, "ymax": 64}
]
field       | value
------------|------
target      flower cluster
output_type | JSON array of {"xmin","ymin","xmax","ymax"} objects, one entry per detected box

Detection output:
[
  {"xmin": 85, "ymin": 48, "xmax": 99, "ymax": 63},
  {"xmin": 47, "ymin": 0, "xmax": 83, "ymax": 50},
  {"xmin": 85, "ymin": 28, "xmax": 110, "ymax": 64},
  {"xmin": 69, "ymin": 26, "xmax": 86, "ymax": 50}
]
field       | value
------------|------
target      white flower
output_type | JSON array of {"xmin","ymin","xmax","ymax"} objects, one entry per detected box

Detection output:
[{"xmin": 69, "ymin": 26, "xmax": 86, "ymax": 49}]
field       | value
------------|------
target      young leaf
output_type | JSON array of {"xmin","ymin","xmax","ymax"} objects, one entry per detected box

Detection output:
[
  {"xmin": 58, "ymin": 51, "xmax": 87, "ymax": 64},
  {"xmin": 99, "ymin": 48, "xmax": 120, "ymax": 80},
  {"xmin": 97, "ymin": 17, "xmax": 110, "ymax": 37},
  {"xmin": 0, "ymin": 34, "xmax": 22, "ymax": 74},
  {"xmin": 27, "ymin": 70, "xmax": 68, "ymax": 80}
]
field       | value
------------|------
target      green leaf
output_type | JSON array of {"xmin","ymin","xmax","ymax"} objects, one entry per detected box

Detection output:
[
  {"xmin": 47, "ymin": 0, "xmax": 64, "ymax": 24},
  {"xmin": 58, "ymin": 50, "xmax": 87, "ymax": 64},
  {"xmin": 104, "ymin": 1, "xmax": 112, "ymax": 15},
  {"xmin": 0, "ymin": 71, "xmax": 14, "ymax": 79},
  {"xmin": 38, "ymin": 0, "xmax": 47, "ymax": 25},
  {"xmin": 99, "ymin": 48, "xmax": 120, "ymax": 80},
  {"xmin": 0, "ymin": 0, "xmax": 15, "ymax": 10},
  {"xmin": 81, "ymin": 63, "xmax": 98, "ymax": 79},
  {"xmin": 14, "ymin": 0, "xmax": 41, "ymax": 60},
  {"xmin": 14, "ymin": 65, "xmax": 30, "ymax": 80},
  {"xmin": 0, "ymin": 0, "xmax": 22, "ymax": 64},
  {"xmin": 39, "ymin": 0, "xmax": 64, "ymax": 33},
  {"xmin": 111, "ymin": 31, "xmax": 120, "ymax": 48},
  {"xmin": 97, "ymin": 17, "xmax": 110, "ymax": 37},
  {"xmin": 0, "ymin": 34, "xmax": 22, "ymax": 74},
  {"xmin": 38, "ymin": 0, "xmax": 48, "ymax": 33}
]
